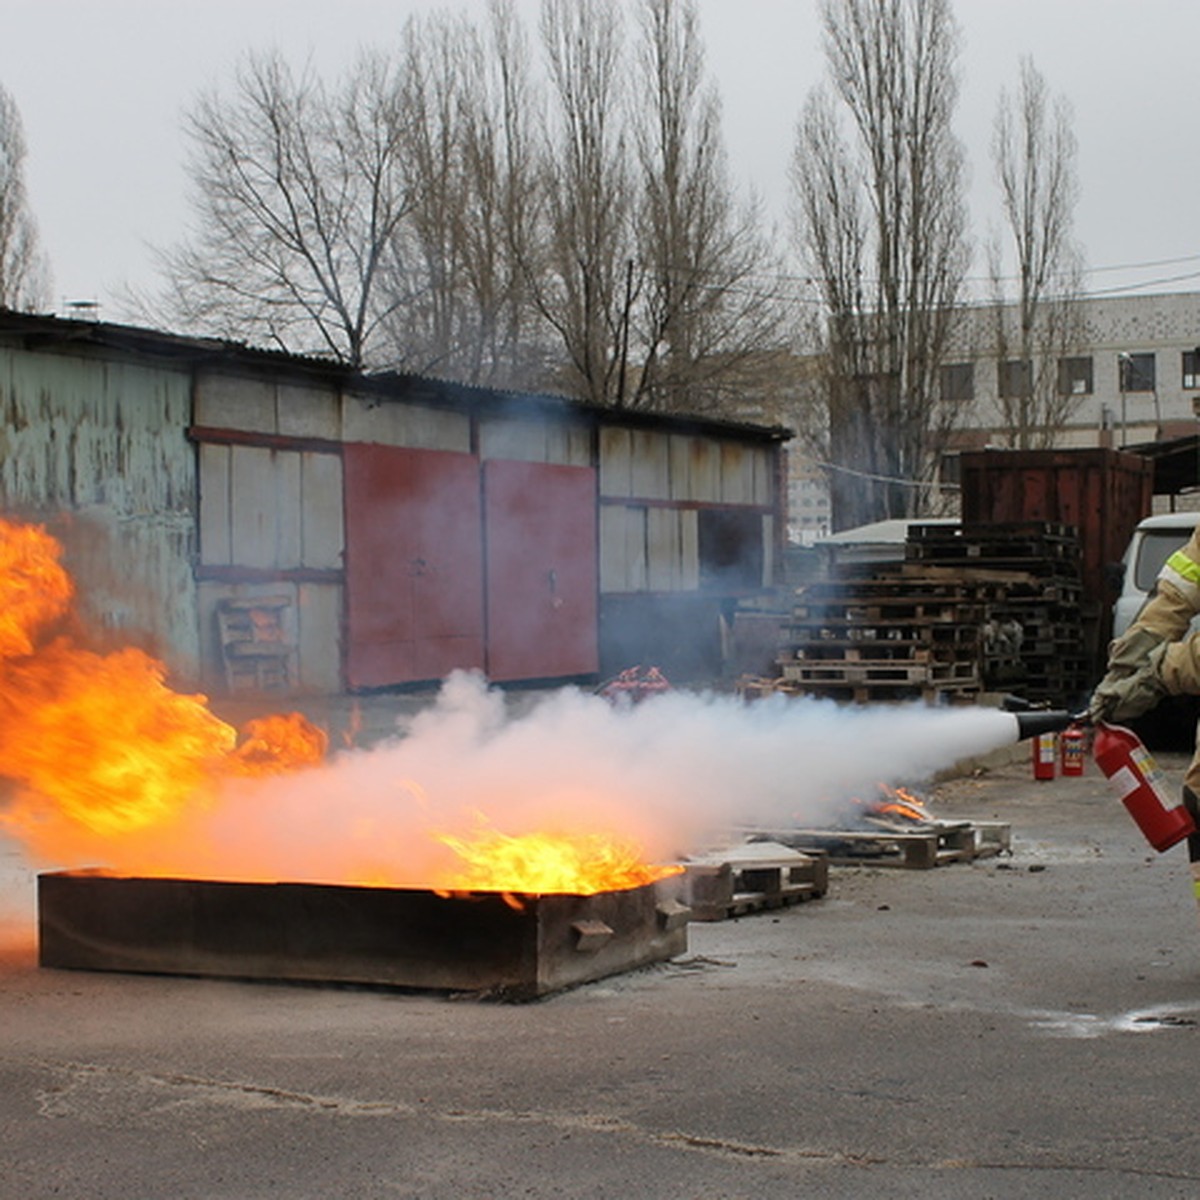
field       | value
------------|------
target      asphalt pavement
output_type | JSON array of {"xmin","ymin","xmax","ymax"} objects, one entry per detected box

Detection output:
[{"xmin": 3, "ymin": 722, "xmax": 1200, "ymax": 1198}]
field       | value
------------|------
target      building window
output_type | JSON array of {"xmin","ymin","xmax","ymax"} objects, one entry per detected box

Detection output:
[
  {"xmin": 697, "ymin": 509, "xmax": 763, "ymax": 590},
  {"xmin": 999, "ymin": 359, "xmax": 1032, "ymax": 399},
  {"xmin": 939, "ymin": 362, "xmax": 974, "ymax": 402},
  {"xmin": 1119, "ymin": 352, "xmax": 1155, "ymax": 392},
  {"xmin": 1057, "ymin": 356, "xmax": 1093, "ymax": 396},
  {"xmin": 1184, "ymin": 350, "xmax": 1200, "ymax": 389}
]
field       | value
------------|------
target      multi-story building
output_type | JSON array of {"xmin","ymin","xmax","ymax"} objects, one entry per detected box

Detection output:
[
  {"xmin": 782, "ymin": 292, "xmax": 1200, "ymax": 537},
  {"xmin": 944, "ymin": 290, "xmax": 1200, "ymax": 456}
]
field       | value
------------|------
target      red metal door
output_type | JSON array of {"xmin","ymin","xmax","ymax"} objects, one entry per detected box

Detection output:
[
  {"xmin": 343, "ymin": 444, "xmax": 485, "ymax": 688},
  {"xmin": 484, "ymin": 460, "xmax": 598, "ymax": 681}
]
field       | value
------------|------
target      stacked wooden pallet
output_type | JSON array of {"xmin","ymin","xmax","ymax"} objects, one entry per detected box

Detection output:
[
  {"xmin": 904, "ymin": 522, "xmax": 1090, "ymax": 704},
  {"xmin": 675, "ymin": 842, "xmax": 829, "ymax": 921},
  {"xmin": 776, "ymin": 573, "xmax": 985, "ymax": 703}
]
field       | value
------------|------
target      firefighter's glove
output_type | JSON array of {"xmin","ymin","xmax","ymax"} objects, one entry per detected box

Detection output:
[{"xmin": 1088, "ymin": 640, "xmax": 1169, "ymax": 723}]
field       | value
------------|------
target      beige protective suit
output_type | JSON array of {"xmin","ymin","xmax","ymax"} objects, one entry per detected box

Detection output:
[{"xmin": 1090, "ymin": 523, "xmax": 1200, "ymax": 798}]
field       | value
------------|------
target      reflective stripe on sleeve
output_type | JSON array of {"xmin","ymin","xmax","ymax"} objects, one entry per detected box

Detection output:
[{"xmin": 1159, "ymin": 551, "xmax": 1200, "ymax": 603}]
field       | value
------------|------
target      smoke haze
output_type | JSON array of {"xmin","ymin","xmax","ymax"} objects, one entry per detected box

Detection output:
[{"xmin": 33, "ymin": 671, "xmax": 1019, "ymax": 884}]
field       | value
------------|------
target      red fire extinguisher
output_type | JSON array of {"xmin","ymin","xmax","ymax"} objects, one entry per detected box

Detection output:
[
  {"xmin": 1060, "ymin": 724, "xmax": 1086, "ymax": 777},
  {"xmin": 1092, "ymin": 722, "xmax": 1196, "ymax": 852},
  {"xmin": 1032, "ymin": 731, "xmax": 1057, "ymax": 780}
]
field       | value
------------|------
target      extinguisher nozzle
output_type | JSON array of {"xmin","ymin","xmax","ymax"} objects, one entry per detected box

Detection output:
[{"xmin": 1012, "ymin": 710, "xmax": 1076, "ymax": 741}]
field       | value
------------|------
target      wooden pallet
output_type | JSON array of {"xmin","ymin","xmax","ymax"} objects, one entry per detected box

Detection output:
[
  {"xmin": 676, "ymin": 842, "xmax": 829, "ymax": 921},
  {"xmin": 779, "ymin": 658, "xmax": 979, "ymax": 687},
  {"xmin": 744, "ymin": 820, "xmax": 1011, "ymax": 869}
]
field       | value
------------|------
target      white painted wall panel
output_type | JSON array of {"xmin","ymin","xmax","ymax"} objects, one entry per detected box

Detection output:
[
  {"xmin": 301, "ymin": 452, "xmax": 344, "ymax": 569},
  {"xmin": 599, "ymin": 427, "xmax": 633, "ymax": 497},
  {"xmin": 277, "ymin": 382, "xmax": 340, "ymax": 441},
  {"xmin": 0, "ymin": 346, "xmax": 200, "ymax": 679},
  {"xmin": 646, "ymin": 508, "xmax": 681, "ymax": 591},
  {"xmin": 296, "ymin": 582, "xmax": 342, "ymax": 692},
  {"xmin": 198, "ymin": 444, "xmax": 232, "ymax": 566},
  {"xmin": 196, "ymin": 373, "xmax": 276, "ymax": 433},
  {"xmin": 342, "ymin": 395, "xmax": 470, "ymax": 451},
  {"xmin": 275, "ymin": 451, "xmax": 303, "ymax": 568},
  {"xmin": 680, "ymin": 509, "xmax": 700, "ymax": 589},
  {"xmin": 634, "ymin": 431, "xmax": 672, "ymax": 499},
  {"xmin": 229, "ymin": 445, "xmax": 280, "ymax": 569}
]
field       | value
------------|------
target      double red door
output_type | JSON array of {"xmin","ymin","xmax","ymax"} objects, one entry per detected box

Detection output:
[{"xmin": 343, "ymin": 446, "xmax": 597, "ymax": 688}]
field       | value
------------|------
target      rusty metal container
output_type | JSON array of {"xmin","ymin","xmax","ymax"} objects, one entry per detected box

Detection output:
[
  {"xmin": 960, "ymin": 448, "xmax": 1153, "ymax": 605},
  {"xmin": 38, "ymin": 871, "xmax": 690, "ymax": 1000}
]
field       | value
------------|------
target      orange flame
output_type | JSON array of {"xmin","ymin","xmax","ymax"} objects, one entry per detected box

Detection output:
[
  {"xmin": 0, "ymin": 518, "xmax": 671, "ymax": 897},
  {"xmin": 434, "ymin": 818, "xmax": 682, "ymax": 897},
  {"xmin": 0, "ymin": 517, "xmax": 324, "ymax": 853}
]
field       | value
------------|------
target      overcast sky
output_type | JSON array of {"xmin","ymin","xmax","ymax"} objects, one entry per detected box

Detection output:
[{"xmin": 3, "ymin": 0, "xmax": 1197, "ymax": 317}]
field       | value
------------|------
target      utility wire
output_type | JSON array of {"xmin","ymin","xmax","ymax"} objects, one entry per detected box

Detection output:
[{"xmin": 813, "ymin": 458, "xmax": 961, "ymax": 492}]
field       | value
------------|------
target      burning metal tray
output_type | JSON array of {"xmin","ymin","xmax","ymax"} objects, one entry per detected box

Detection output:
[{"xmin": 38, "ymin": 870, "xmax": 689, "ymax": 1000}]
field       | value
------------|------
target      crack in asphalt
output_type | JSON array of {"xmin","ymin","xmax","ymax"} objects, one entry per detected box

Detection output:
[{"xmin": 21, "ymin": 1057, "xmax": 1200, "ymax": 1181}]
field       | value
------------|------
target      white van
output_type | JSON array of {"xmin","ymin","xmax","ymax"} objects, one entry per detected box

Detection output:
[{"xmin": 1112, "ymin": 512, "xmax": 1200, "ymax": 639}]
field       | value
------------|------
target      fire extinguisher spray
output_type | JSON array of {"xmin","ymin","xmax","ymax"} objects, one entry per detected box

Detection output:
[{"xmin": 1092, "ymin": 722, "xmax": 1197, "ymax": 852}]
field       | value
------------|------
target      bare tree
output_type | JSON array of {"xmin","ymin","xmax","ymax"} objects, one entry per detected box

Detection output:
[
  {"xmin": 380, "ymin": 1, "xmax": 548, "ymax": 387},
  {"xmin": 792, "ymin": 0, "xmax": 970, "ymax": 530},
  {"xmin": 159, "ymin": 51, "xmax": 411, "ymax": 367},
  {"xmin": 528, "ymin": 0, "xmax": 635, "ymax": 407},
  {"xmin": 0, "ymin": 84, "xmax": 50, "ymax": 311},
  {"xmin": 988, "ymin": 57, "xmax": 1084, "ymax": 448},
  {"xmin": 629, "ymin": 0, "xmax": 787, "ymax": 415}
]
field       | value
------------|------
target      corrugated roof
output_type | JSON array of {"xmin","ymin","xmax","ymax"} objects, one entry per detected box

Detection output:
[{"xmin": 0, "ymin": 307, "xmax": 792, "ymax": 444}]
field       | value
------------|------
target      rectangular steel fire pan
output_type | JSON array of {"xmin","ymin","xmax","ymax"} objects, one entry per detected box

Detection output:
[{"xmin": 38, "ymin": 871, "xmax": 690, "ymax": 1000}]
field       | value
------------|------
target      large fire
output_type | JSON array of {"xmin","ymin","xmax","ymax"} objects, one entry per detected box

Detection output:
[{"xmin": 0, "ymin": 518, "xmax": 675, "ymax": 896}]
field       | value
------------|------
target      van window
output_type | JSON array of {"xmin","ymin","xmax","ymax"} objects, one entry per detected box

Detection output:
[{"xmin": 1135, "ymin": 530, "xmax": 1194, "ymax": 591}]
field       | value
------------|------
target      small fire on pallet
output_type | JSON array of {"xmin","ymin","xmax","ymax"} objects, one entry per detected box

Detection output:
[{"xmin": 747, "ymin": 783, "xmax": 1012, "ymax": 871}]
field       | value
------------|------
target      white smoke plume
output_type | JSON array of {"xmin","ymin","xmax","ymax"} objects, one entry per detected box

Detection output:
[{"xmin": 174, "ymin": 671, "xmax": 1021, "ymax": 883}]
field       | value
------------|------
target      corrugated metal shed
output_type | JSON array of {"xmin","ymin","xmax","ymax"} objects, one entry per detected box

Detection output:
[{"xmin": 0, "ymin": 309, "xmax": 791, "ymax": 693}]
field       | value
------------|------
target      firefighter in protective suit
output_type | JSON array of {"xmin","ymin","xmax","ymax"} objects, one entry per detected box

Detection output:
[{"xmin": 1089, "ymin": 523, "xmax": 1200, "ymax": 825}]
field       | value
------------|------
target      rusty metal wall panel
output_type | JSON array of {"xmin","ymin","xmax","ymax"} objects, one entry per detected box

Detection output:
[
  {"xmin": 751, "ymin": 446, "xmax": 773, "ymax": 505},
  {"xmin": 688, "ymin": 439, "xmax": 721, "ymax": 501},
  {"xmin": 668, "ymin": 435, "xmax": 693, "ymax": 499},
  {"xmin": 483, "ymin": 460, "xmax": 599, "ymax": 680},
  {"xmin": 960, "ymin": 448, "xmax": 1153, "ymax": 606},
  {"xmin": 719, "ymin": 442, "xmax": 753, "ymax": 503},
  {"xmin": 0, "ymin": 345, "xmax": 200, "ymax": 679},
  {"xmin": 342, "ymin": 394, "xmax": 471, "ymax": 452},
  {"xmin": 630, "ymin": 430, "xmax": 671, "ymax": 499},
  {"xmin": 599, "ymin": 426, "xmax": 633, "ymax": 497}
]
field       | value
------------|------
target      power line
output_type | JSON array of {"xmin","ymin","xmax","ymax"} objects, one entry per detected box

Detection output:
[{"xmin": 813, "ymin": 458, "xmax": 960, "ymax": 492}]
